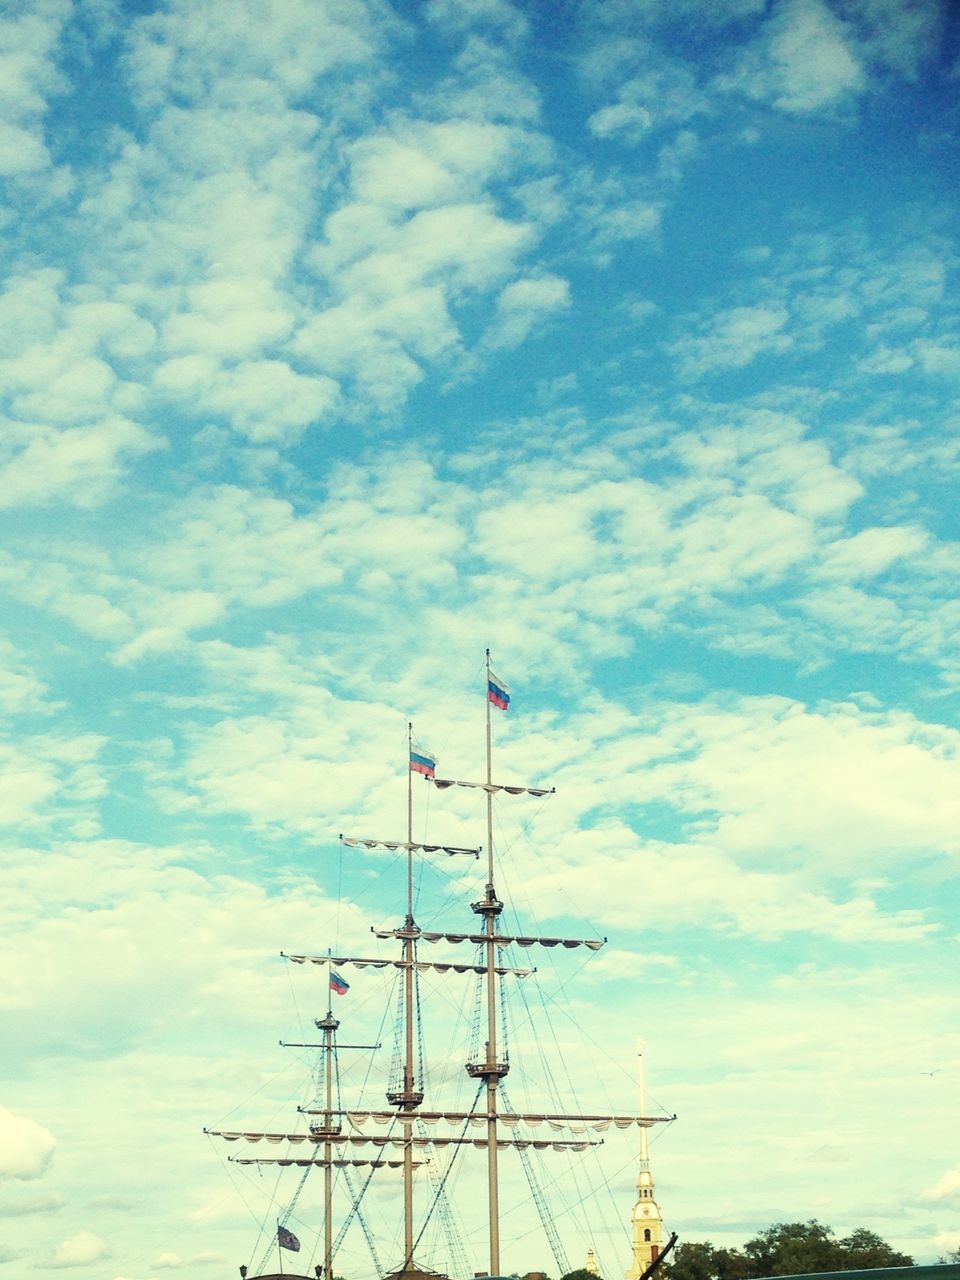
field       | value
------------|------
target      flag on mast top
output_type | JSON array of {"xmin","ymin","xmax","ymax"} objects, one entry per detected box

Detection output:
[
  {"xmin": 410, "ymin": 746, "xmax": 437, "ymax": 777},
  {"xmin": 329, "ymin": 971, "xmax": 350, "ymax": 996},
  {"xmin": 487, "ymin": 671, "xmax": 510, "ymax": 711}
]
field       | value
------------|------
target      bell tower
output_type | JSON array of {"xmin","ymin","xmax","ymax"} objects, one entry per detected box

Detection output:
[{"xmin": 626, "ymin": 1039, "xmax": 666, "ymax": 1280}]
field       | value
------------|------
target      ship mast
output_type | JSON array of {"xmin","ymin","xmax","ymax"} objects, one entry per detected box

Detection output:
[
  {"xmin": 397, "ymin": 723, "xmax": 424, "ymax": 1270},
  {"xmin": 316, "ymin": 1003, "xmax": 338, "ymax": 1280},
  {"xmin": 238, "ymin": 1009, "xmax": 379, "ymax": 1280},
  {"xmin": 475, "ymin": 648, "xmax": 507, "ymax": 1273}
]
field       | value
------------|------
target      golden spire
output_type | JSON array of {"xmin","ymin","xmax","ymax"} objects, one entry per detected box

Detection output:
[{"xmin": 626, "ymin": 1039, "xmax": 667, "ymax": 1280}]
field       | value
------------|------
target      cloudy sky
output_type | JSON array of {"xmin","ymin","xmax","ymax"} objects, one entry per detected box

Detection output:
[{"xmin": 2, "ymin": 0, "xmax": 959, "ymax": 1277}]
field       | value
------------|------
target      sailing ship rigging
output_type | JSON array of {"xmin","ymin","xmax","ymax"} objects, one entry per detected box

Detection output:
[{"xmin": 206, "ymin": 652, "xmax": 674, "ymax": 1280}]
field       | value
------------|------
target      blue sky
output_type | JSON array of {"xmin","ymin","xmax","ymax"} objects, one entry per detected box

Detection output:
[{"xmin": 1, "ymin": 1, "xmax": 959, "ymax": 1277}]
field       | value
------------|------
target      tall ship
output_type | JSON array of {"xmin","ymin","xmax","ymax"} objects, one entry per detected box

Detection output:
[{"xmin": 205, "ymin": 653, "xmax": 675, "ymax": 1280}]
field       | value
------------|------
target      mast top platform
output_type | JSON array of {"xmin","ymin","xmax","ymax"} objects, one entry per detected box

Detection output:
[
  {"xmin": 387, "ymin": 1088, "xmax": 426, "ymax": 1106},
  {"xmin": 471, "ymin": 892, "xmax": 503, "ymax": 916}
]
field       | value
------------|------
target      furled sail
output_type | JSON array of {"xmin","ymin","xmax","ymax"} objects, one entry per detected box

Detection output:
[
  {"xmin": 209, "ymin": 1129, "xmax": 601, "ymax": 1152},
  {"xmin": 296, "ymin": 1109, "xmax": 674, "ymax": 1131},
  {"xmin": 282, "ymin": 952, "xmax": 535, "ymax": 977},
  {"xmin": 229, "ymin": 1157, "xmax": 417, "ymax": 1169},
  {"xmin": 371, "ymin": 928, "xmax": 606, "ymax": 950},
  {"xmin": 341, "ymin": 836, "xmax": 479, "ymax": 859},
  {"xmin": 430, "ymin": 779, "xmax": 554, "ymax": 797}
]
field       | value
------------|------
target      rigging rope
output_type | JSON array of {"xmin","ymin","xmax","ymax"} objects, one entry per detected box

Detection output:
[
  {"xmin": 389, "ymin": 971, "xmax": 405, "ymax": 1098},
  {"xmin": 468, "ymin": 967, "xmax": 483, "ymax": 1064},
  {"xmin": 331, "ymin": 1109, "xmax": 404, "ymax": 1278},
  {"xmin": 505, "ymin": 945, "xmax": 620, "ymax": 1259},
  {"xmin": 499, "ymin": 1083, "xmax": 570, "ymax": 1276},
  {"xmin": 415, "ymin": 961, "xmax": 426, "ymax": 1097},
  {"xmin": 338, "ymin": 1164, "xmax": 384, "ymax": 1280},
  {"xmin": 498, "ymin": 971, "xmax": 509, "ymax": 1063},
  {"xmin": 410, "ymin": 1082, "xmax": 484, "ymax": 1266},
  {"xmin": 416, "ymin": 1115, "xmax": 472, "ymax": 1280},
  {"xmin": 252, "ymin": 1163, "xmax": 313, "ymax": 1278}
]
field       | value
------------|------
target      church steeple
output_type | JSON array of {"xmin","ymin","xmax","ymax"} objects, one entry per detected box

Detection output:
[{"xmin": 626, "ymin": 1039, "xmax": 666, "ymax": 1280}]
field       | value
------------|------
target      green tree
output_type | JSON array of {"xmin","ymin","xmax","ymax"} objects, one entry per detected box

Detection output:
[
  {"xmin": 561, "ymin": 1269, "xmax": 602, "ymax": 1280},
  {"xmin": 667, "ymin": 1242, "xmax": 750, "ymax": 1280},
  {"xmin": 836, "ymin": 1229, "xmax": 912, "ymax": 1270},
  {"xmin": 743, "ymin": 1220, "xmax": 838, "ymax": 1274},
  {"xmin": 669, "ymin": 1242, "xmax": 724, "ymax": 1280},
  {"xmin": 666, "ymin": 1222, "xmax": 913, "ymax": 1280}
]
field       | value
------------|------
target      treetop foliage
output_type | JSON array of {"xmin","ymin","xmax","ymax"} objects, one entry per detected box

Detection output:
[{"xmin": 666, "ymin": 1221, "xmax": 913, "ymax": 1280}]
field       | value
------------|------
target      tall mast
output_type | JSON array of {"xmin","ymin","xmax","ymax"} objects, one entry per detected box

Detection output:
[
  {"xmin": 319, "ymin": 999, "xmax": 337, "ymax": 1280},
  {"xmin": 480, "ymin": 649, "xmax": 504, "ymax": 1273},
  {"xmin": 398, "ymin": 724, "xmax": 422, "ymax": 1270}
]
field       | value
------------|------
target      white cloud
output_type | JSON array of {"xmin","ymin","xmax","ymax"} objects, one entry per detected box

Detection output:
[
  {"xmin": 155, "ymin": 356, "xmax": 339, "ymax": 445},
  {"xmin": 523, "ymin": 839, "xmax": 934, "ymax": 943},
  {"xmin": 123, "ymin": 0, "xmax": 386, "ymax": 109},
  {"xmin": 286, "ymin": 105, "xmax": 560, "ymax": 407},
  {"xmin": 0, "ymin": 1189, "xmax": 63, "ymax": 1217},
  {"xmin": 348, "ymin": 120, "xmax": 536, "ymax": 211},
  {"xmin": 318, "ymin": 197, "xmax": 531, "ymax": 290},
  {"xmin": 468, "ymin": 415, "xmax": 859, "ymax": 621},
  {"xmin": 0, "ymin": 733, "xmax": 105, "ymax": 835},
  {"xmin": 297, "ymin": 197, "xmax": 539, "ymax": 407},
  {"xmin": 0, "ymin": 270, "xmax": 164, "ymax": 504},
  {"xmin": 720, "ymin": 0, "xmax": 866, "ymax": 113},
  {"xmin": 74, "ymin": 18, "xmax": 560, "ymax": 426},
  {"xmin": 586, "ymin": 53, "xmax": 707, "ymax": 144},
  {"xmin": 0, "ymin": 121, "xmax": 50, "ymax": 175},
  {"xmin": 438, "ymin": 32, "xmax": 543, "ymax": 123},
  {"xmin": 0, "ymin": 418, "xmax": 160, "ymax": 509},
  {"xmin": 153, "ymin": 1251, "xmax": 225, "ymax": 1269},
  {"xmin": 847, "ymin": 0, "xmax": 944, "ymax": 80},
  {"xmin": 485, "ymin": 274, "xmax": 571, "ymax": 348},
  {"xmin": 915, "ymin": 338, "xmax": 960, "ymax": 375},
  {"xmin": 588, "ymin": 100, "xmax": 654, "ymax": 141},
  {"xmin": 49, "ymin": 1229, "xmax": 108, "ymax": 1268},
  {"xmin": 0, "ymin": 3, "xmax": 69, "ymax": 179},
  {"xmin": 140, "ymin": 485, "xmax": 343, "ymax": 608},
  {"xmin": 633, "ymin": 697, "xmax": 960, "ymax": 870},
  {"xmin": 0, "ymin": 640, "xmax": 56, "ymax": 717},
  {"xmin": 0, "ymin": 838, "xmax": 375, "ymax": 1072},
  {"xmin": 816, "ymin": 525, "xmax": 929, "ymax": 580},
  {"xmin": 0, "ymin": 1108, "xmax": 55, "ymax": 1181},
  {"xmin": 162, "ymin": 279, "xmax": 294, "ymax": 360},
  {"xmin": 670, "ymin": 304, "xmax": 792, "ymax": 377},
  {"xmin": 923, "ymin": 1168, "xmax": 960, "ymax": 1204},
  {"xmin": 858, "ymin": 344, "xmax": 914, "ymax": 374},
  {"xmin": 173, "ymin": 716, "xmax": 376, "ymax": 831},
  {"xmin": 56, "ymin": 5, "xmax": 391, "ymax": 441},
  {"xmin": 425, "ymin": 0, "xmax": 530, "ymax": 41},
  {"xmin": 0, "ymin": 274, "xmax": 157, "ymax": 428}
]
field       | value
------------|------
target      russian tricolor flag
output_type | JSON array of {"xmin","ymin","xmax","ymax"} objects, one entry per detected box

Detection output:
[
  {"xmin": 329, "ymin": 970, "xmax": 350, "ymax": 996},
  {"xmin": 488, "ymin": 673, "xmax": 510, "ymax": 711},
  {"xmin": 410, "ymin": 748, "xmax": 436, "ymax": 778}
]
